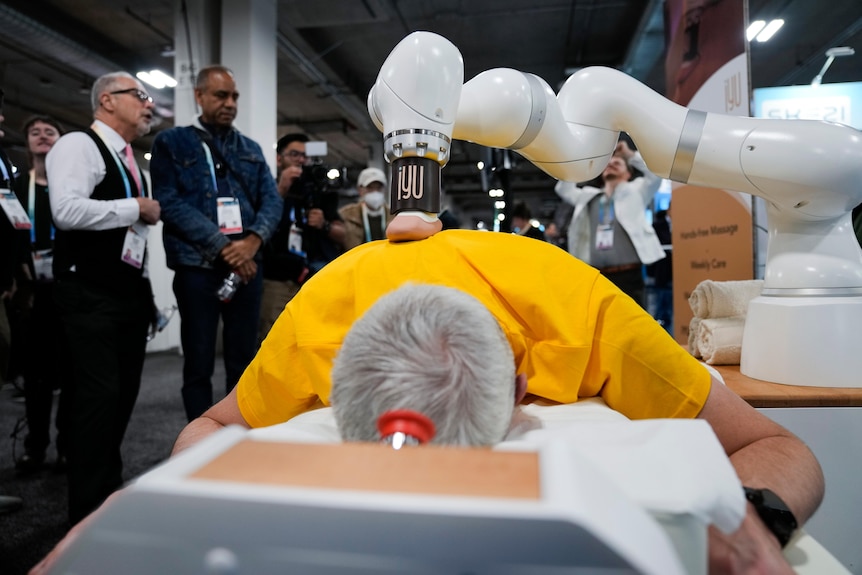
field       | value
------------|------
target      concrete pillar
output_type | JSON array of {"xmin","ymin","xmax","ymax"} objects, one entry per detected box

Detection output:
[
  {"xmin": 221, "ymin": 0, "xmax": 278, "ymax": 175},
  {"xmin": 172, "ymin": 0, "xmax": 220, "ymax": 125}
]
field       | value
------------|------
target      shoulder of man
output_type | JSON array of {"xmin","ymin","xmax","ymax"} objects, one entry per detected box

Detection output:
[
  {"xmin": 338, "ymin": 201, "xmax": 363, "ymax": 222},
  {"xmin": 232, "ymin": 130, "xmax": 267, "ymax": 156},
  {"xmin": 154, "ymin": 124, "xmax": 199, "ymax": 143}
]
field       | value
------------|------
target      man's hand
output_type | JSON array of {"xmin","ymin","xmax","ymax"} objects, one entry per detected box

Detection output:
[
  {"xmin": 613, "ymin": 140, "xmax": 635, "ymax": 161},
  {"xmin": 235, "ymin": 259, "xmax": 258, "ymax": 283},
  {"xmin": 277, "ymin": 165, "xmax": 303, "ymax": 198},
  {"xmin": 708, "ymin": 509, "xmax": 795, "ymax": 575},
  {"xmin": 220, "ymin": 234, "xmax": 262, "ymax": 269},
  {"xmin": 306, "ymin": 207, "xmax": 326, "ymax": 229},
  {"xmin": 136, "ymin": 197, "xmax": 161, "ymax": 224}
]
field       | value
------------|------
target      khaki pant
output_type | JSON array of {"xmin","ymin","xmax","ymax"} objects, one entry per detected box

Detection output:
[{"xmin": 259, "ymin": 278, "xmax": 301, "ymax": 343}]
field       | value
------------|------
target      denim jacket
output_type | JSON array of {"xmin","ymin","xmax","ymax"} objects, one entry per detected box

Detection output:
[{"xmin": 150, "ymin": 119, "xmax": 283, "ymax": 270}]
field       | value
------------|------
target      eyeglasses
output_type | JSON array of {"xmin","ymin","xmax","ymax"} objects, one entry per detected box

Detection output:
[
  {"xmin": 285, "ymin": 150, "xmax": 307, "ymax": 160},
  {"xmin": 110, "ymin": 88, "xmax": 154, "ymax": 104}
]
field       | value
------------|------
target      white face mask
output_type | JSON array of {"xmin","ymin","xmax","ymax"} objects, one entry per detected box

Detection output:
[{"xmin": 364, "ymin": 190, "xmax": 385, "ymax": 210}]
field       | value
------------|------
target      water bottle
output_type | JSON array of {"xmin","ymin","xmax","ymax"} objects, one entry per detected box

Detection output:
[
  {"xmin": 146, "ymin": 305, "xmax": 178, "ymax": 342},
  {"xmin": 377, "ymin": 409, "xmax": 436, "ymax": 449},
  {"xmin": 216, "ymin": 271, "xmax": 241, "ymax": 302}
]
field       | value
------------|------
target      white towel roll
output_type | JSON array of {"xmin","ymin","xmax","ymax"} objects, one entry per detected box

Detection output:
[
  {"xmin": 697, "ymin": 316, "xmax": 746, "ymax": 365},
  {"xmin": 688, "ymin": 317, "xmax": 702, "ymax": 358},
  {"xmin": 688, "ymin": 279, "xmax": 764, "ymax": 319}
]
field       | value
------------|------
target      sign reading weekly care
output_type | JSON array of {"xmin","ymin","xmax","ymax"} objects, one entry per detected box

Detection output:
[{"xmin": 664, "ymin": 0, "xmax": 753, "ymax": 347}]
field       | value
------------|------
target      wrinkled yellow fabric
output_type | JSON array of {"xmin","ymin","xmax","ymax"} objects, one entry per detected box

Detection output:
[{"xmin": 238, "ymin": 230, "xmax": 710, "ymax": 428}]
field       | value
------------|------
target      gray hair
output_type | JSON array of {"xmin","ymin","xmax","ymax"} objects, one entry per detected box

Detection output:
[
  {"xmin": 195, "ymin": 65, "xmax": 234, "ymax": 91},
  {"xmin": 331, "ymin": 283, "xmax": 516, "ymax": 446},
  {"xmin": 91, "ymin": 72, "xmax": 137, "ymax": 112}
]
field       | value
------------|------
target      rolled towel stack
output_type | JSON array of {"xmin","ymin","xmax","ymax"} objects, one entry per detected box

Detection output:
[
  {"xmin": 688, "ymin": 279, "xmax": 764, "ymax": 365},
  {"xmin": 697, "ymin": 317, "xmax": 746, "ymax": 365}
]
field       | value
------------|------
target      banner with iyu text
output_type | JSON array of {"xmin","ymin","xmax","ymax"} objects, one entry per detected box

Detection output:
[{"xmin": 664, "ymin": 0, "xmax": 753, "ymax": 347}]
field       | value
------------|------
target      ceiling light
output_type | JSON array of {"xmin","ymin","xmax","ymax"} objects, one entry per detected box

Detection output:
[
  {"xmin": 811, "ymin": 46, "xmax": 856, "ymax": 86},
  {"xmin": 754, "ymin": 19, "xmax": 784, "ymax": 42},
  {"xmin": 137, "ymin": 69, "xmax": 178, "ymax": 89},
  {"xmin": 746, "ymin": 20, "xmax": 766, "ymax": 42}
]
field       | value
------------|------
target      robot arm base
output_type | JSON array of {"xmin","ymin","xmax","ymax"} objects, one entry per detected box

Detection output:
[{"xmin": 742, "ymin": 296, "xmax": 862, "ymax": 387}]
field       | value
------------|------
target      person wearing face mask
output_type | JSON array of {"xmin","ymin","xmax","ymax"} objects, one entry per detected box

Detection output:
[{"xmin": 339, "ymin": 167, "xmax": 394, "ymax": 251}]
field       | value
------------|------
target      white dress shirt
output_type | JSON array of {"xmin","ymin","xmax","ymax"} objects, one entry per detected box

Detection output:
[{"xmin": 46, "ymin": 119, "xmax": 141, "ymax": 231}]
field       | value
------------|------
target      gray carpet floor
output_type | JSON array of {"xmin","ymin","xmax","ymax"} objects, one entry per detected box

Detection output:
[{"xmin": 0, "ymin": 350, "xmax": 226, "ymax": 575}]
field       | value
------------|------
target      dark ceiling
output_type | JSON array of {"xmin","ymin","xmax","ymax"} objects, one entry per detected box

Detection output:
[{"xmin": 1, "ymin": 0, "xmax": 861, "ymax": 227}]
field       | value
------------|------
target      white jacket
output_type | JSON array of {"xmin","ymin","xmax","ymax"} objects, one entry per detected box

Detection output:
[{"xmin": 555, "ymin": 152, "xmax": 666, "ymax": 266}]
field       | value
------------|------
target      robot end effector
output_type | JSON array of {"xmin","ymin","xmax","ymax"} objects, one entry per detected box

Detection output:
[{"xmin": 367, "ymin": 32, "xmax": 464, "ymax": 241}]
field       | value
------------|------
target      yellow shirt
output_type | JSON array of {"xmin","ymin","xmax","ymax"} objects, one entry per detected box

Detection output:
[{"xmin": 238, "ymin": 230, "xmax": 711, "ymax": 427}]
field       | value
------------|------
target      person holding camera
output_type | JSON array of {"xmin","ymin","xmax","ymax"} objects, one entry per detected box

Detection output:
[
  {"xmin": 150, "ymin": 65, "xmax": 282, "ymax": 422},
  {"xmin": 259, "ymin": 133, "xmax": 344, "ymax": 341}
]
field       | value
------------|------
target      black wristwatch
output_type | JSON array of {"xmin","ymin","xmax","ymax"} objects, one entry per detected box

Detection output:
[{"xmin": 743, "ymin": 487, "xmax": 798, "ymax": 547}]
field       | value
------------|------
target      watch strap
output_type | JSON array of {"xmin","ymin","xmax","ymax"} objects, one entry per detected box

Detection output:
[{"xmin": 743, "ymin": 487, "xmax": 798, "ymax": 547}]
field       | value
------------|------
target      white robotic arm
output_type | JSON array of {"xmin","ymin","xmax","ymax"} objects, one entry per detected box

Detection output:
[
  {"xmin": 367, "ymin": 32, "xmax": 463, "ymax": 240},
  {"xmin": 455, "ymin": 65, "xmax": 862, "ymax": 292},
  {"xmin": 370, "ymin": 31, "xmax": 862, "ymax": 386}
]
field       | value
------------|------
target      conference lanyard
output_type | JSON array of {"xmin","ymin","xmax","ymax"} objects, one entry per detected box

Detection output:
[
  {"xmin": 90, "ymin": 124, "xmax": 135, "ymax": 199},
  {"xmin": 200, "ymin": 142, "xmax": 221, "ymax": 194},
  {"xmin": 28, "ymin": 170, "xmax": 54, "ymax": 244},
  {"xmin": 598, "ymin": 194, "xmax": 615, "ymax": 225},
  {"xmin": 361, "ymin": 204, "xmax": 385, "ymax": 243}
]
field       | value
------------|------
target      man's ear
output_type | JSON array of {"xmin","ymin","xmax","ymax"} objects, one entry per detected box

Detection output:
[
  {"xmin": 514, "ymin": 373, "xmax": 528, "ymax": 405},
  {"xmin": 98, "ymin": 92, "xmax": 113, "ymax": 112}
]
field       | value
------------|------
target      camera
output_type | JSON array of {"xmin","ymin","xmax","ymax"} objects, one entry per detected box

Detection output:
[{"xmin": 291, "ymin": 163, "xmax": 339, "ymax": 215}]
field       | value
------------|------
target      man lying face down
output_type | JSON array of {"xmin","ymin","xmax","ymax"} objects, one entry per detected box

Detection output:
[
  {"xmin": 33, "ymin": 230, "xmax": 823, "ymax": 575},
  {"xmin": 331, "ymin": 283, "xmax": 523, "ymax": 446}
]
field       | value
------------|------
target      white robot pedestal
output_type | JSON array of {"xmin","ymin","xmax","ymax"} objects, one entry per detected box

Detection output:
[{"xmin": 741, "ymin": 296, "xmax": 862, "ymax": 388}]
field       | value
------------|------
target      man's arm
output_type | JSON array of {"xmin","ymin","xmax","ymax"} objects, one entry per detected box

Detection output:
[
  {"xmin": 699, "ymin": 377, "xmax": 824, "ymax": 522},
  {"xmin": 171, "ymin": 386, "xmax": 250, "ymax": 456},
  {"xmin": 46, "ymin": 133, "xmax": 141, "ymax": 231},
  {"xmin": 698, "ymin": 377, "xmax": 824, "ymax": 573}
]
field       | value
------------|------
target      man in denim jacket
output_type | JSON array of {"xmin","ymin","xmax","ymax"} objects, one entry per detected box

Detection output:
[{"xmin": 150, "ymin": 65, "xmax": 282, "ymax": 421}]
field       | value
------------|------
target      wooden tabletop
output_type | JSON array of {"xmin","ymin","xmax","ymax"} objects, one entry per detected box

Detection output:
[{"xmin": 714, "ymin": 365, "xmax": 862, "ymax": 408}]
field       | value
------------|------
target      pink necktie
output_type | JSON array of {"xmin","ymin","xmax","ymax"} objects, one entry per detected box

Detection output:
[{"xmin": 124, "ymin": 144, "xmax": 143, "ymax": 195}]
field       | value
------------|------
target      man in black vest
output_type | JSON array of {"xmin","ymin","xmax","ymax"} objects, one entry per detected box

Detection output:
[{"xmin": 46, "ymin": 72, "xmax": 160, "ymax": 524}]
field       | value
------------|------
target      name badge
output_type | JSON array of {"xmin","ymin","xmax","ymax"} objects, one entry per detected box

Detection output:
[
  {"xmin": 0, "ymin": 189, "xmax": 32, "ymax": 230},
  {"xmin": 595, "ymin": 224, "xmax": 614, "ymax": 250},
  {"xmin": 32, "ymin": 249, "xmax": 54, "ymax": 281},
  {"xmin": 217, "ymin": 197, "xmax": 243, "ymax": 235},
  {"xmin": 121, "ymin": 221, "xmax": 149, "ymax": 269},
  {"xmin": 288, "ymin": 223, "xmax": 305, "ymax": 257}
]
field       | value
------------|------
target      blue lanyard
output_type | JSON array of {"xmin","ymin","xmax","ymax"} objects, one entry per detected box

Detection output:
[
  {"xmin": 0, "ymin": 157, "xmax": 9, "ymax": 183},
  {"xmin": 27, "ymin": 171, "xmax": 55, "ymax": 244},
  {"xmin": 200, "ymin": 142, "xmax": 221, "ymax": 194},
  {"xmin": 91, "ymin": 125, "xmax": 134, "ymax": 199},
  {"xmin": 598, "ymin": 195, "xmax": 615, "ymax": 225}
]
